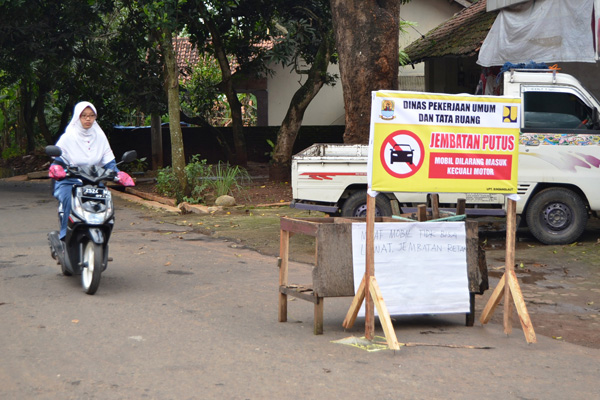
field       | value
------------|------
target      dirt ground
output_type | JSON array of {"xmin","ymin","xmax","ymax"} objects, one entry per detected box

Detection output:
[
  {"xmin": 129, "ymin": 161, "xmax": 293, "ymax": 207},
  {"xmin": 131, "ymin": 167, "xmax": 600, "ymax": 350},
  {"xmin": 6, "ymin": 155, "xmax": 600, "ymax": 349}
]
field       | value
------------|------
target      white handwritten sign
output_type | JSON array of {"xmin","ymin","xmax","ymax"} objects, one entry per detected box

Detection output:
[{"xmin": 352, "ymin": 221, "xmax": 470, "ymax": 316}]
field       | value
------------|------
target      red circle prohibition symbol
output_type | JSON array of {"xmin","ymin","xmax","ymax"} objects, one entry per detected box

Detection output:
[{"xmin": 379, "ymin": 130, "xmax": 425, "ymax": 178}]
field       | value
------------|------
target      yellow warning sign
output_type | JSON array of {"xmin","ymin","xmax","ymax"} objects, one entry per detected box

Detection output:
[{"xmin": 369, "ymin": 91, "xmax": 521, "ymax": 194}]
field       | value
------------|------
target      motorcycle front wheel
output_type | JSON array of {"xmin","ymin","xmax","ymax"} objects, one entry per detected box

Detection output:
[{"xmin": 82, "ymin": 240, "xmax": 103, "ymax": 295}]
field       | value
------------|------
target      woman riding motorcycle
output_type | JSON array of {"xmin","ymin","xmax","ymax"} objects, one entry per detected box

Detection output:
[{"xmin": 48, "ymin": 101, "xmax": 135, "ymax": 241}]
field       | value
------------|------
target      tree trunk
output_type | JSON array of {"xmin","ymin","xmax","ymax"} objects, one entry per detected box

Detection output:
[
  {"xmin": 161, "ymin": 28, "xmax": 188, "ymax": 196},
  {"xmin": 330, "ymin": 0, "xmax": 400, "ymax": 144},
  {"xmin": 17, "ymin": 82, "xmax": 36, "ymax": 152},
  {"xmin": 269, "ymin": 39, "xmax": 333, "ymax": 182},
  {"xmin": 150, "ymin": 113, "xmax": 163, "ymax": 171},
  {"xmin": 54, "ymin": 99, "xmax": 74, "ymax": 143},
  {"xmin": 205, "ymin": 15, "xmax": 247, "ymax": 166},
  {"xmin": 36, "ymin": 92, "xmax": 53, "ymax": 145}
]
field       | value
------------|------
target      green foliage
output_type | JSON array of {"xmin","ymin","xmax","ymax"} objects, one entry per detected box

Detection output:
[
  {"xmin": 267, "ymin": 0, "xmax": 337, "ymax": 83},
  {"xmin": 155, "ymin": 155, "xmax": 251, "ymax": 204},
  {"xmin": 180, "ymin": 53, "xmax": 258, "ymax": 127},
  {"xmin": 399, "ymin": 19, "xmax": 417, "ymax": 67},
  {"xmin": 264, "ymin": 139, "xmax": 275, "ymax": 157},
  {"xmin": 180, "ymin": 54, "xmax": 223, "ymax": 120},
  {"xmin": 209, "ymin": 161, "xmax": 251, "ymax": 198},
  {"xmin": 156, "ymin": 166, "xmax": 182, "ymax": 200},
  {"xmin": 120, "ymin": 157, "xmax": 148, "ymax": 173},
  {"xmin": 183, "ymin": 155, "xmax": 211, "ymax": 204},
  {"xmin": 1, "ymin": 144, "xmax": 24, "ymax": 160}
]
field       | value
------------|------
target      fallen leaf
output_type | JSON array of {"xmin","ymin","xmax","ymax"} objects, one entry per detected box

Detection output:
[
  {"xmin": 587, "ymin": 301, "xmax": 594, "ymax": 306},
  {"xmin": 164, "ymin": 261, "xmax": 171, "ymax": 266},
  {"xmin": 552, "ymin": 336, "xmax": 563, "ymax": 340},
  {"xmin": 519, "ymin": 263, "xmax": 525, "ymax": 269},
  {"xmin": 214, "ymin": 224, "xmax": 220, "ymax": 227},
  {"xmin": 72, "ymin": 320, "xmax": 79, "ymax": 324},
  {"xmin": 226, "ymin": 212, "xmax": 231, "ymax": 215}
]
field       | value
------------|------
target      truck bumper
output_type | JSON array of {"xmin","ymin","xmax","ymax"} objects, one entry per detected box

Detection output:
[{"xmin": 290, "ymin": 200, "xmax": 339, "ymax": 214}]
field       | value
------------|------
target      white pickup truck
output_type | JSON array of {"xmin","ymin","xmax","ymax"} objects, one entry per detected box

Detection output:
[{"xmin": 291, "ymin": 68, "xmax": 600, "ymax": 245}]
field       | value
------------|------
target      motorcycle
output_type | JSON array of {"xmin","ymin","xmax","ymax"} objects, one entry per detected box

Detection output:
[{"xmin": 46, "ymin": 145, "xmax": 137, "ymax": 295}]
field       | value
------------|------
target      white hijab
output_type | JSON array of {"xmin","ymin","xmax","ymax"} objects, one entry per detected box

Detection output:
[{"xmin": 55, "ymin": 101, "xmax": 115, "ymax": 167}]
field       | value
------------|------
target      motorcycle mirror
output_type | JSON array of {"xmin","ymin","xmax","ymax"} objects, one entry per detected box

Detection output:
[
  {"xmin": 121, "ymin": 150, "xmax": 137, "ymax": 164},
  {"xmin": 45, "ymin": 145, "xmax": 62, "ymax": 157}
]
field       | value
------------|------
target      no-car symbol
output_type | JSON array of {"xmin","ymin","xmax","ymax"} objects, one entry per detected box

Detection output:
[{"xmin": 379, "ymin": 130, "xmax": 424, "ymax": 178}]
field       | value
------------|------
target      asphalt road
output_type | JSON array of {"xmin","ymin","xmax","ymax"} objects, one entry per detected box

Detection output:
[{"xmin": 1, "ymin": 178, "xmax": 599, "ymax": 399}]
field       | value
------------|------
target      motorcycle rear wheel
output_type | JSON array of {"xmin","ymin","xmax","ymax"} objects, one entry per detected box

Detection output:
[{"xmin": 82, "ymin": 240, "xmax": 102, "ymax": 295}]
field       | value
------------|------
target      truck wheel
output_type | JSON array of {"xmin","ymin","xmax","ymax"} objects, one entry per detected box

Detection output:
[
  {"xmin": 525, "ymin": 188, "xmax": 587, "ymax": 245},
  {"xmin": 341, "ymin": 191, "xmax": 392, "ymax": 217}
]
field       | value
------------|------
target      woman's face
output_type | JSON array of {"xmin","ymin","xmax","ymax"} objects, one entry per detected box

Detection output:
[{"xmin": 79, "ymin": 107, "xmax": 96, "ymax": 129}]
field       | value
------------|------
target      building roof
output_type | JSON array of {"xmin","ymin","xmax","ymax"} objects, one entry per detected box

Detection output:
[
  {"xmin": 172, "ymin": 37, "xmax": 200, "ymax": 82},
  {"xmin": 404, "ymin": 0, "xmax": 498, "ymax": 64},
  {"xmin": 172, "ymin": 37, "xmax": 274, "ymax": 82}
]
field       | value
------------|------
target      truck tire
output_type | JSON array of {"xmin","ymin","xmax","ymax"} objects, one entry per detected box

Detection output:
[
  {"xmin": 525, "ymin": 188, "xmax": 587, "ymax": 245},
  {"xmin": 341, "ymin": 191, "xmax": 392, "ymax": 217}
]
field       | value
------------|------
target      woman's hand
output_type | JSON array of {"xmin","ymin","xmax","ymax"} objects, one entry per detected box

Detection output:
[
  {"xmin": 117, "ymin": 171, "xmax": 135, "ymax": 187},
  {"xmin": 49, "ymin": 164, "xmax": 66, "ymax": 180}
]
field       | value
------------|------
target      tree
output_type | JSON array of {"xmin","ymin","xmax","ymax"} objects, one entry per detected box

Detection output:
[
  {"xmin": 0, "ymin": 0, "xmax": 116, "ymax": 151},
  {"xmin": 268, "ymin": 1, "xmax": 337, "ymax": 181},
  {"xmin": 122, "ymin": 0, "xmax": 190, "ymax": 195},
  {"xmin": 330, "ymin": 0, "xmax": 409, "ymax": 144},
  {"xmin": 186, "ymin": 0, "xmax": 280, "ymax": 166}
]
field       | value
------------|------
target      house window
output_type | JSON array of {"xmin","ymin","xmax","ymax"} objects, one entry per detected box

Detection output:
[{"xmin": 523, "ymin": 90, "xmax": 596, "ymax": 131}]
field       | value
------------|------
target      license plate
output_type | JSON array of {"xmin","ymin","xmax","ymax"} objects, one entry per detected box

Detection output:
[{"xmin": 83, "ymin": 187, "xmax": 106, "ymax": 198}]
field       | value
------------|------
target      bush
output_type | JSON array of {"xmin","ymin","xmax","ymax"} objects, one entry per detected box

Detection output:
[
  {"xmin": 184, "ymin": 155, "xmax": 211, "ymax": 204},
  {"xmin": 209, "ymin": 161, "xmax": 251, "ymax": 197},
  {"xmin": 155, "ymin": 166, "xmax": 181, "ymax": 200},
  {"xmin": 120, "ymin": 157, "xmax": 148, "ymax": 174},
  {"xmin": 155, "ymin": 156, "xmax": 251, "ymax": 205}
]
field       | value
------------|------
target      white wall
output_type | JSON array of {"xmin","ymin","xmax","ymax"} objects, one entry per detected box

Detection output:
[
  {"xmin": 267, "ymin": 63, "xmax": 345, "ymax": 127},
  {"xmin": 399, "ymin": 0, "xmax": 463, "ymax": 77},
  {"xmin": 267, "ymin": 0, "xmax": 465, "ymax": 126}
]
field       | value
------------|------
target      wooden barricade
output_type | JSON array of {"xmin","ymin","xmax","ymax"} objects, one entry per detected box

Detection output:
[
  {"xmin": 479, "ymin": 198, "xmax": 536, "ymax": 343},
  {"xmin": 278, "ymin": 196, "xmax": 488, "ymax": 337}
]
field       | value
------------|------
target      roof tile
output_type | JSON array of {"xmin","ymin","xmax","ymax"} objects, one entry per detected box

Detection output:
[{"xmin": 405, "ymin": 0, "xmax": 497, "ymax": 63}]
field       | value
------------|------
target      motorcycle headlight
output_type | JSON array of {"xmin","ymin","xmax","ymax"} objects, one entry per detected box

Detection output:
[{"xmin": 72, "ymin": 188, "xmax": 113, "ymax": 224}]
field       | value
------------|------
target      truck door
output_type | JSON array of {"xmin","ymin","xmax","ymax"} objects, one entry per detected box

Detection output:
[
  {"xmin": 521, "ymin": 87, "xmax": 599, "ymax": 132},
  {"xmin": 519, "ymin": 85, "xmax": 600, "ymax": 244}
]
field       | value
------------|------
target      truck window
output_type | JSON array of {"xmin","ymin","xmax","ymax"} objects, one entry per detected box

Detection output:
[{"xmin": 523, "ymin": 91, "xmax": 595, "ymax": 131}]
